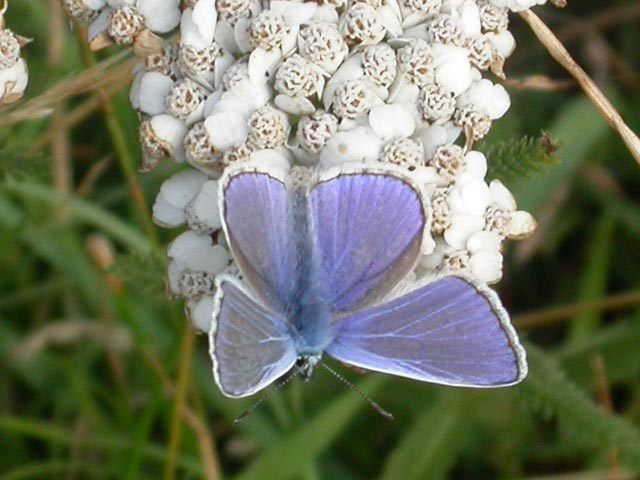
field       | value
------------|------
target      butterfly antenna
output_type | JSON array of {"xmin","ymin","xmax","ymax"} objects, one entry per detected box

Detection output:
[
  {"xmin": 321, "ymin": 363, "xmax": 394, "ymax": 420},
  {"xmin": 233, "ymin": 371, "xmax": 297, "ymax": 425}
]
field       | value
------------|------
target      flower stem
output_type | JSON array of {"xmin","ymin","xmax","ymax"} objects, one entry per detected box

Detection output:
[
  {"xmin": 514, "ymin": 289, "xmax": 640, "ymax": 328},
  {"xmin": 163, "ymin": 321, "xmax": 196, "ymax": 480}
]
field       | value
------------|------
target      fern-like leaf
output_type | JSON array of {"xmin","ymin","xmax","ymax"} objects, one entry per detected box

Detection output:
[
  {"xmin": 518, "ymin": 342, "xmax": 640, "ymax": 469},
  {"xmin": 110, "ymin": 251, "xmax": 168, "ymax": 301},
  {"xmin": 484, "ymin": 133, "xmax": 560, "ymax": 183}
]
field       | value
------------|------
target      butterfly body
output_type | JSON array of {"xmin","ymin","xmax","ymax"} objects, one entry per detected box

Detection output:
[
  {"xmin": 209, "ymin": 163, "xmax": 528, "ymax": 399},
  {"xmin": 282, "ymin": 180, "xmax": 336, "ymax": 364}
]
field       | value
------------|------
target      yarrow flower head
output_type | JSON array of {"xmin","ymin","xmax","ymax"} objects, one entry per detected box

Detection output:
[
  {"xmin": 59, "ymin": 0, "xmax": 546, "ymax": 327},
  {"xmin": 87, "ymin": 0, "xmax": 181, "ymax": 55}
]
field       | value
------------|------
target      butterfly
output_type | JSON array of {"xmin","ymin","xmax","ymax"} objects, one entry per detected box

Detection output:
[{"xmin": 209, "ymin": 162, "xmax": 527, "ymax": 399}]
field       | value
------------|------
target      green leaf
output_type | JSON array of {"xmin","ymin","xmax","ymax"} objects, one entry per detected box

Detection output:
[
  {"xmin": 484, "ymin": 134, "xmax": 559, "ymax": 183},
  {"xmin": 380, "ymin": 390, "xmax": 465, "ymax": 480},
  {"xmin": 233, "ymin": 375, "xmax": 387, "ymax": 480},
  {"xmin": 111, "ymin": 251, "xmax": 168, "ymax": 301},
  {"xmin": 509, "ymin": 96, "xmax": 611, "ymax": 214},
  {"xmin": 0, "ymin": 180, "xmax": 151, "ymax": 253},
  {"xmin": 566, "ymin": 211, "xmax": 614, "ymax": 344},
  {"xmin": 518, "ymin": 343, "xmax": 640, "ymax": 469},
  {"xmin": 558, "ymin": 316, "xmax": 640, "ymax": 388}
]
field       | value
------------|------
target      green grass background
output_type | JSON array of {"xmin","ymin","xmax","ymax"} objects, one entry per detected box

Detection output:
[{"xmin": 1, "ymin": 1, "xmax": 640, "ymax": 479}]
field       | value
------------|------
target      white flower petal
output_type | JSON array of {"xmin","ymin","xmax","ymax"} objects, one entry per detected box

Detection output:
[
  {"xmin": 214, "ymin": 52, "xmax": 236, "ymax": 90},
  {"xmin": 416, "ymin": 125, "xmax": 449, "ymax": 158},
  {"xmin": 128, "ymin": 70, "xmax": 143, "ymax": 110},
  {"xmin": 213, "ymin": 78, "xmax": 271, "ymax": 116},
  {"xmin": 150, "ymin": 114, "xmax": 188, "ymax": 161},
  {"xmin": 369, "ymin": 104, "xmax": 415, "ymax": 141},
  {"xmin": 203, "ymin": 90, "xmax": 224, "ymax": 117},
  {"xmin": 421, "ymin": 233, "xmax": 436, "ymax": 256},
  {"xmin": 469, "ymin": 250, "xmax": 502, "ymax": 284},
  {"xmin": 85, "ymin": 0, "xmax": 107, "ymax": 8},
  {"xmin": 107, "ymin": 0, "xmax": 134, "ymax": 7},
  {"xmin": 508, "ymin": 210, "xmax": 537, "ymax": 239},
  {"xmin": 417, "ymin": 239, "xmax": 451, "ymax": 271},
  {"xmin": 168, "ymin": 231, "xmax": 230, "ymax": 274},
  {"xmin": 159, "ymin": 169, "xmax": 208, "ymax": 209},
  {"xmin": 152, "ymin": 199, "xmax": 186, "ymax": 228},
  {"xmin": 204, "ymin": 111, "xmax": 249, "ymax": 150},
  {"xmin": 215, "ymin": 21, "xmax": 240, "ymax": 55},
  {"xmin": 489, "ymin": 179, "xmax": 516, "ymax": 211},
  {"xmin": 460, "ymin": 179, "xmax": 492, "ymax": 215},
  {"xmin": 319, "ymin": 126, "xmax": 382, "ymax": 167},
  {"xmin": 137, "ymin": 0, "xmax": 181, "ymax": 32},
  {"xmin": 487, "ymin": 30, "xmax": 516, "ymax": 59},
  {"xmin": 312, "ymin": 4, "xmax": 339, "ymax": 23},
  {"xmin": 186, "ymin": 295, "xmax": 216, "ymax": 332},
  {"xmin": 0, "ymin": 59, "xmax": 28, "ymax": 100},
  {"xmin": 458, "ymin": 79, "xmax": 511, "ymax": 119},
  {"xmin": 378, "ymin": 4, "xmax": 403, "ymax": 38},
  {"xmin": 167, "ymin": 230, "xmax": 203, "ymax": 259},
  {"xmin": 462, "ymin": 150, "xmax": 488, "ymax": 179},
  {"xmin": 433, "ymin": 44, "xmax": 473, "ymax": 96},
  {"xmin": 248, "ymin": 149, "xmax": 292, "ymax": 173},
  {"xmin": 412, "ymin": 165, "xmax": 442, "ymax": 187},
  {"xmin": 138, "ymin": 72, "xmax": 173, "ymax": 115},
  {"xmin": 88, "ymin": 7, "xmax": 111, "ymax": 41},
  {"xmin": 167, "ymin": 257, "xmax": 185, "ymax": 295},
  {"xmin": 248, "ymin": 47, "xmax": 282, "ymax": 85},
  {"xmin": 180, "ymin": 10, "xmax": 207, "ymax": 49},
  {"xmin": 153, "ymin": 170, "xmax": 208, "ymax": 228},
  {"xmin": 458, "ymin": 1, "xmax": 481, "ymax": 37},
  {"xmin": 444, "ymin": 213, "xmax": 485, "ymax": 249},
  {"xmin": 193, "ymin": 0, "xmax": 217, "ymax": 45},
  {"xmin": 467, "ymin": 230, "xmax": 502, "ymax": 253},
  {"xmin": 388, "ymin": 76, "xmax": 420, "ymax": 105},
  {"xmin": 274, "ymin": 94, "xmax": 316, "ymax": 115},
  {"xmin": 271, "ymin": 1, "xmax": 316, "ymax": 26},
  {"xmin": 234, "ymin": 17, "xmax": 253, "ymax": 53},
  {"xmin": 188, "ymin": 180, "xmax": 222, "ymax": 231}
]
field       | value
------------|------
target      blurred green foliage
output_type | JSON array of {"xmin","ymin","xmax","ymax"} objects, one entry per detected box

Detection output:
[{"xmin": 1, "ymin": 1, "xmax": 640, "ymax": 479}]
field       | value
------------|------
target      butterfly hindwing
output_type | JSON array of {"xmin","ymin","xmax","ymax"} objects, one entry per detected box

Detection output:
[
  {"xmin": 326, "ymin": 276, "xmax": 527, "ymax": 387},
  {"xmin": 308, "ymin": 166, "xmax": 428, "ymax": 312},
  {"xmin": 210, "ymin": 275, "xmax": 297, "ymax": 398}
]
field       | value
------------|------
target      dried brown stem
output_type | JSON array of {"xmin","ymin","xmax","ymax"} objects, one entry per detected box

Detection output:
[
  {"xmin": 519, "ymin": 10, "xmax": 640, "ymax": 166},
  {"xmin": 513, "ymin": 289, "xmax": 640, "ymax": 328}
]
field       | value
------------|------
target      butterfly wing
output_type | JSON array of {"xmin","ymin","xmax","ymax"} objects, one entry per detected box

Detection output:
[
  {"xmin": 308, "ymin": 165, "xmax": 428, "ymax": 312},
  {"xmin": 325, "ymin": 276, "xmax": 527, "ymax": 387},
  {"xmin": 219, "ymin": 165, "xmax": 295, "ymax": 310},
  {"xmin": 210, "ymin": 275, "xmax": 297, "ymax": 398}
]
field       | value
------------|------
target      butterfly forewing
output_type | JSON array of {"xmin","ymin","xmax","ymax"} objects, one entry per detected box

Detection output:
[
  {"xmin": 210, "ymin": 275, "xmax": 297, "ymax": 398},
  {"xmin": 326, "ymin": 276, "xmax": 527, "ymax": 387},
  {"xmin": 309, "ymin": 168, "xmax": 427, "ymax": 312},
  {"xmin": 220, "ymin": 168, "xmax": 295, "ymax": 311}
]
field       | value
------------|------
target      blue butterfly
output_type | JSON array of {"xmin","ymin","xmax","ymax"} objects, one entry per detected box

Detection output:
[{"xmin": 209, "ymin": 163, "xmax": 527, "ymax": 398}]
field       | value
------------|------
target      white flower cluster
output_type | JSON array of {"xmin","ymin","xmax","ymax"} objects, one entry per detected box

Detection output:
[
  {"xmin": 63, "ymin": 0, "xmax": 181, "ymax": 54},
  {"xmin": 64, "ymin": 0, "xmax": 544, "ymax": 331},
  {"xmin": 0, "ymin": 2, "xmax": 29, "ymax": 105}
]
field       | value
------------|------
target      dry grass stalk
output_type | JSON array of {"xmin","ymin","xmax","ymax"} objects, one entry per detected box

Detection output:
[
  {"xmin": 520, "ymin": 10, "xmax": 640, "ymax": 166},
  {"xmin": 0, "ymin": 50, "xmax": 137, "ymax": 127}
]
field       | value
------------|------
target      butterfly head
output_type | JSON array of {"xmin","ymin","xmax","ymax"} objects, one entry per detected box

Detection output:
[{"xmin": 295, "ymin": 354, "xmax": 322, "ymax": 382}]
